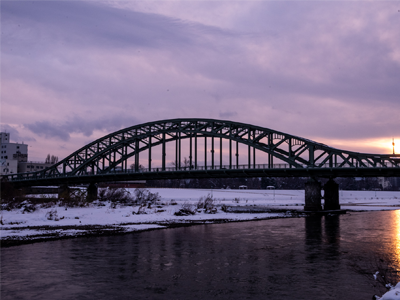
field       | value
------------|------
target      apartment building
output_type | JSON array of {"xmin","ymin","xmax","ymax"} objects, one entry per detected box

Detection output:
[{"xmin": 0, "ymin": 132, "xmax": 54, "ymax": 175}]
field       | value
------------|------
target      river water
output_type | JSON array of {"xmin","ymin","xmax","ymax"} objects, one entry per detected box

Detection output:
[{"xmin": 2, "ymin": 211, "xmax": 400, "ymax": 299}]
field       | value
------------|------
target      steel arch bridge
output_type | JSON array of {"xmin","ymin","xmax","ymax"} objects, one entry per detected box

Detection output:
[{"xmin": 3, "ymin": 118, "xmax": 400, "ymax": 187}]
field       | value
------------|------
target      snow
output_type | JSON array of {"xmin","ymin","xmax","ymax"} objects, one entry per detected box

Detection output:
[
  {"xmin": 1, "ymin": 188, "xmax": 400, "ymax": 242},
  {"xmin": 377, "ymin": 282, "xmax": 400, "ymax": 300},
  {"xmin": 374, "ymin": 271, "xmax": 380, "ymax": 280},
  {"xmin": 0, "ymin": 225, "xmax": 164, "ymax": 239}
]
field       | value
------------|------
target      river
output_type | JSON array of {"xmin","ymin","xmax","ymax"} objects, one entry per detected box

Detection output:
[{"xmin": 2, "ymin": 211, "xmax": 400, "ymax": 299}]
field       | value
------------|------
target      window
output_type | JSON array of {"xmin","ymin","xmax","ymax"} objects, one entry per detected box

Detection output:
[{"xmin": 17, "ymin": 146, "xmax": 19, "ymax": 149}]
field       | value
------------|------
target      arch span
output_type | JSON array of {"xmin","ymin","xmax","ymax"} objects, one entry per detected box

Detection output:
[{"xmin": 4, "ymin": 118, "xmax": 400, "ymax": 184}]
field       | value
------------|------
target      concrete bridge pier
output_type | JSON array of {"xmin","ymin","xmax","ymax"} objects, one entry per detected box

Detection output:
[
  {"xmin": 87, "ymin": 183, "xmax": 98, "ymax": 201},
  {"xmin": 58, "ymin": 184, "xmax": 70, "ymax": 200},
  {"xmin": 323, "ymin": 178, "xmax": 340, "ymax": 210},
  {"xmin": 304, "ymin": 179, "xmax": 322, "ymax": 211}
]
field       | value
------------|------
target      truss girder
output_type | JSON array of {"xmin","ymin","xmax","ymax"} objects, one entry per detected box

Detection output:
[{"xmin": 4, "ymin": 118, "xmax": 400, "ymax": 183}]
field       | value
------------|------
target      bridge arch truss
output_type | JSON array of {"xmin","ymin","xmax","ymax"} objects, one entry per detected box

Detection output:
[{"xmin": 4, "ymin": 118, "xmax": 400, "ymax": 185}]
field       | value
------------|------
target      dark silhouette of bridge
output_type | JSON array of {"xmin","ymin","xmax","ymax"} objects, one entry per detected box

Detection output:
[{"xmin": 3, "ymin": 118, "xmax": 400, "ymax": 211}]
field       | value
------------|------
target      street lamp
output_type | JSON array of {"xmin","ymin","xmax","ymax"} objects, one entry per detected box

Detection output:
[{"xmin": 393, "ymin": 138, "xmax": 396, "ymax": 155}]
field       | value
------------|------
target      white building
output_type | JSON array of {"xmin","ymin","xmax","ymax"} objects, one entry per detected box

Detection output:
[
  {"xmin": 0, "ymin": 132, "xmax": 54, "ymax": 175},
  {"xmin": 0, "ymin": 132, "xmax": 28, "ymax": 175},
  {"xmin": 0, "ymin": 132, "xmax": 28, "ymax": 162},
  {"xmin": 0, "ymin": 159, "xmax": 18, "ymax": 175},
  {"xmin": 18, "ymin": 161, "xmax": 54, "ymax": 173}
]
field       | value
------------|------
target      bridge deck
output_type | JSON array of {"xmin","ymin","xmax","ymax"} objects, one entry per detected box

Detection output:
[
  {"xmin": 2, "ymin": 118, "xmax": 400, "ymax": 187},
  {"xmin": 6, "ymin": 164, "xmax": 400, "ymax": 187}
]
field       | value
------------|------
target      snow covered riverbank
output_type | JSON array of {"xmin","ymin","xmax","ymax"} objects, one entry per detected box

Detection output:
[{"xmin": 2, "ymin": 188, "xmax": 400, "ymax": 246}]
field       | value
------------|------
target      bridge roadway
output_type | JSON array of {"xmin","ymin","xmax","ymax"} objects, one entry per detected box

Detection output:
[{"xmin": 5, "ymin": 162, "xmax": 400, "ymax": 188}]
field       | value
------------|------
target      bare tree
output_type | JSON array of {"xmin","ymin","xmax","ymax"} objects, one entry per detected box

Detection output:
[
  {"xmin": 45, "ymin": 154, "xmax": 58, "ymax": 164},
  {"xmin": 130, "ymin": 163, "xmax": 144, "ymax": 171},
  {"xmin": 170, "ymin": 157, "xmax": 190, "ymax": 169},
  {"xmin": 183, "ymin": 157, "xmax": 190, "ymax": 169}
]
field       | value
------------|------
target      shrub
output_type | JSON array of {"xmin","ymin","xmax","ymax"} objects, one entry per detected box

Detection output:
[
  {"xmin": 133, "ymin": 205, "xmax": 147, "ymax": 215},
  {"xmin": 98, "ymin": 187, "xmax": 133, "ymax": 203},
  {"xmin": 59, "ymin": 189, "xmax": 89, "ymax": 208},
  {"xmin": 45, "ymin": 209, "xmax": 59, "ymax": 221},
  {"xmin": 133, "ymin": 188, "xmax": 161, "ymax": 205},
  {"xmin": 41, "ymin": 201, "xmax": 57, "ymax": 209},
  {"xmin": 197, "ymin": 194, "xmax": 216, "ymax": 213},
  {"xmin": 18, "ymin": 200, "xmax": 36, "ymax": 213},
  {"xmin": 174, "ymin": 202, "xmax": 196, "ymax": 216}
]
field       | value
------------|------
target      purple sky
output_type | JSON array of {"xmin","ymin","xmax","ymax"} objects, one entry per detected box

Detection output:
[{"xmin": 1, "ymin": 1, "xmax": 400, "ymax": 161}]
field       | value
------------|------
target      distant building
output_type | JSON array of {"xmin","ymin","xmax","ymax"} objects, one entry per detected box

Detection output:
[
  {"xmin": 0, "ymin": 132, "xmax": 28, "ymax": 175},
  {"xmin": 18, "ymin": 161, "xmax": 54, "ymax": 173},
  {"xmin": 0, "ymin": 132, "xmax": 54, "ymax": 175},
  {"xmin": 0, "ymin": 132, "xmax": 28, "ymax": 162},
  {"xmin": 0, "ymin": 159, "xmax": 18, "ymax": 175}
]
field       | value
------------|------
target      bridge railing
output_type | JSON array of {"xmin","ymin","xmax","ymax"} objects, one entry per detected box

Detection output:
[
  {"xmin": 126, "ymin": 163, "xmax": 294, "ymax": 173},
  {"xmin": 125, "ymin": 161, "xmax": 399, "ymax": 173},
  {"xmin": 3, "ymin": 160, "xmax": 399, "ymax": 182}
]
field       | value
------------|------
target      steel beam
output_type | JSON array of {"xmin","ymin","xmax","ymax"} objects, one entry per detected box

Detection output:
[{"xmin": 4, "ymin": 118, "xmax": 400, "ymax": 186}]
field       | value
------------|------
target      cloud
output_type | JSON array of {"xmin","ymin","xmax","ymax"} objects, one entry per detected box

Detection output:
[
  {"xmin": 25, "ymin": 121, "xmax": 70, "ymax": 141},
  {"xmin": 0, "ymin": 124, "xmax": 36, "ymax": 143},
  {"xmin": 1, "ymin": 1, "xmax": 229, "ymax": 56},
  {"xmin": 219, "ymin": 111, "xmax": 237, "ymax": 119},
  {"xmin": 24, "ymin": 114, "xmax": 140, "ymax": 141},
  {"xmin": 1, "ymin": 0, "xmax": 400, "ymax": 158}
]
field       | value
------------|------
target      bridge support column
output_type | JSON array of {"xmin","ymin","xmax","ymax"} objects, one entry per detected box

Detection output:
[
  {"xmin": 58, "ymin": 184, "xmax": 70, "ymax": 200},
  {"xmin": 87, "ymin": 183, "xmax": 98, "ymax": 201},
  {"xmin": 304, "ymin": 179, "xmax": 322, "ymax": 211},
  {"xmin": 323, "ymin": 178, "xmax": 340, "ymax": 210}
]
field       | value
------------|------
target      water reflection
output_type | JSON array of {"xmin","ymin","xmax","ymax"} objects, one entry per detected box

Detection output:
[
  {"xmin": 324, "ymin": 215, "xmax": 341, "ymax": 261},
  {"xmin": 324, "ymin": 215, "xmax": 340, "ymax": 245},
  {"xmin": 394, "ymin": 210, "xmax": 400, "ymax": 265},
  {"xmin": 2, "ymin": 212, "xmax": 400, "ymax": 300}
]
